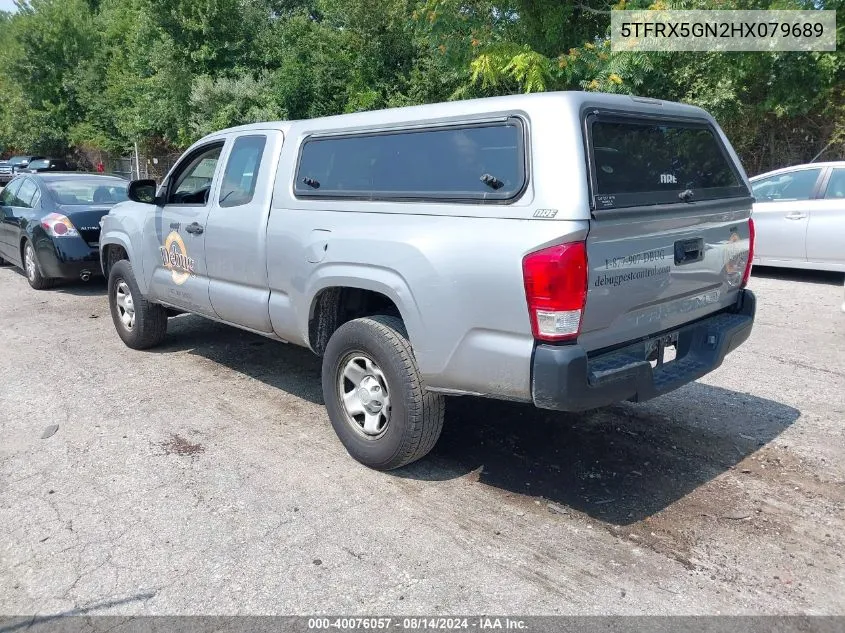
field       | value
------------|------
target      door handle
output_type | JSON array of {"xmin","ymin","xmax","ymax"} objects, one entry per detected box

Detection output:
[
  {"xmin": 785, "ymin": 212, "xmax": 807, "ymax": 220},
  {"xmin": 674, "ymin": 238, "xmax": 704, "ymax": 265},
  {"xmin": 185, "ymin": 222, "xmax": 204, "ymax": 235}
]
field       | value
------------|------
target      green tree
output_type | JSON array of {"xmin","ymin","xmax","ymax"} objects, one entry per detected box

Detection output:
[
  {"xmin": 0, "ymin": 0, "xmax": 839, "ymax": 173},
  {"xmin": 2, "ymin": 0, "xmax": 98, "ymax": 153}
]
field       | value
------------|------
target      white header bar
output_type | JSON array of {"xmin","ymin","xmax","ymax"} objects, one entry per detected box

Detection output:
[{"xmin": 611, "ymin": 10, "xmax": 836, "ymax": 52}]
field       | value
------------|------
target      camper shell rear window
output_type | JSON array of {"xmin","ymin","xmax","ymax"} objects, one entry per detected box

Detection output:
[{"xmin": 586, "ymin": 114, "xmax": 748, "ymax": 210}]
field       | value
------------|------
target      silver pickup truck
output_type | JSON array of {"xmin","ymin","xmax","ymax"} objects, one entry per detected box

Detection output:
[{"xmin": 100, "ymin": 92, "xmax": 756, "ymax": 470}]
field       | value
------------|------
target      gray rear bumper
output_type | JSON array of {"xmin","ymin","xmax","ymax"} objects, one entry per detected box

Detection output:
[{"xmin": 532, "ymin": 289, "xmax": 756, "ymax": 412}]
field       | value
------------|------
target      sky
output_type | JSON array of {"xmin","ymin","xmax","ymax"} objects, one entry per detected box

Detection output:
[{"xmin": 0, "ymin": 0, "xmax": 16, "ymax": 13}]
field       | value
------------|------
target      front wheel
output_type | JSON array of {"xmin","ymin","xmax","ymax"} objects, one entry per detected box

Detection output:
[
  {"xmin": 108, "ymin": 259, "xmax": 168, "ymax": 349},
  {"xmin": 23, "ymin": 240, "xmax": 55, "ymax": 290},
  {"xmin": 322, "ymin": 315, "xmax": 445, "ymax": 470}
]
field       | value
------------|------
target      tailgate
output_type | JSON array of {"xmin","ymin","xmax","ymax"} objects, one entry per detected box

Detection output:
[{"xmin": 579, "ymin": 113, "xmax": 753, "ymax": 352}]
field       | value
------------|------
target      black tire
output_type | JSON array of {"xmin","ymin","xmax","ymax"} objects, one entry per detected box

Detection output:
[
  {"xmin": 22, "ymin": 240, "xmax": 56, "ymax": 290},
  {"xmin": 108, "ymin": 259, "xmax": 168, "ymax": 350},
  {"xmin": 322, "ymin": 315, "xmax": 445, "ymax": 470}
]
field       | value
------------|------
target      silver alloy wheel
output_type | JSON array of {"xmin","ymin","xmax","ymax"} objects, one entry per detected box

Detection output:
[
  {"xmin": 338, "ymin": 353, "xmax": 392, "ymax": 439},
  {"xmin": 114, "ymin": 280, "xmax": 136, "ymax": 330},
  {"xmin": 24, "ymin": 244, "xmax": 36, "ymax": 281}
]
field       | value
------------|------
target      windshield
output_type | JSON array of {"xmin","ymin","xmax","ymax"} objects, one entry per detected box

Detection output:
[
  {"xmin": 47, "ymin": 179, "xmax": 128, "ymax": 205},
  {"xmin": 9, "ymin": 156, "xmax": 31, "ymax": 166},
  {"xmin": 27, "ymin": 159, "xmax": 50, "ymax": 170}
]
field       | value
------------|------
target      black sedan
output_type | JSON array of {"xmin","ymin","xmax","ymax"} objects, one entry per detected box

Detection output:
[
  {"xmin": 24, "ymin": 157, "xmax": 75, "ymax": 173},
  {"xmin": 0, "ymin": 172, "xmax": 128, "ymax": 289},
  {"xmin": 8, "ymin": 155, "xmax": 45, "ymax": 174}
]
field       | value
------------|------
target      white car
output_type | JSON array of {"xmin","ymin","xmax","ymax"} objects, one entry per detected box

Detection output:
[{"xmin": 750, "ymin": 161, "xmax": 845, "ymax": 272}]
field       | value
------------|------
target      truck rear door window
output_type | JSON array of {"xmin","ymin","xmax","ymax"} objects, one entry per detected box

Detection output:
[
  {"xmin": 220, "ymin": 135, "xmax": 267, "ymax": 208},
  {"xmin": 588, "ymin": 117, "xmax": 747, "ymax": 209},
  {"xmin": 295, "ymin": 120, "xmax": 525, "ymax": 202}
]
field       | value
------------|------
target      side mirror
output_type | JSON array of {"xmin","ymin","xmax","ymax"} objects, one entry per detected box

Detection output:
[{"xmin": 127, "ymin": 179, "xmax": 161, "ymax": 205}]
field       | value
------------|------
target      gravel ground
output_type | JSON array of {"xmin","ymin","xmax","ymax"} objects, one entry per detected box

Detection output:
[{"xmin": 0, "ymin": 264, "xmax": 843, "ymax": 616}]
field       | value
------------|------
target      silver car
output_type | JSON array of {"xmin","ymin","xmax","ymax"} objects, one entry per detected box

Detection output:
[
  {"xmin": 0, "ymin": 161, "xmax": 13, "ymax": 186},
  {"xmin": 99, "ymin": 92, "xmax": 756, "ymax": 470},
  {"xmin": 750, "ymin": 161, "xmax": 845, "ymax": 272}
]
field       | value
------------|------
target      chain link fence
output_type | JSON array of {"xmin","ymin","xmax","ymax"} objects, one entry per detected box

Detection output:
[
  {"xmin": 128, "ymin": 153, "xmax": 181, "ymax": 183},
  {"xmin": 80, "ymin": 150, "xmax": 181, "ymax": 184}
]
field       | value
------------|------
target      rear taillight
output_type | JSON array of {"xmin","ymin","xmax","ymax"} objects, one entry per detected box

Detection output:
[
  {"xmin": 41, "ymin": 213, "xmax": 79, "ymax": 237},
  {"xmin": 741, "ymin": 217, "xmax": 755, "ymax": 288},
  {"xmin": 522, "ymin": 242, "xmax": 588, "ymax": 342}
]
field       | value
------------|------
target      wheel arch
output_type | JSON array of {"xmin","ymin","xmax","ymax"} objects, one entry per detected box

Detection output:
[
  {"xmin": 100, "ymin": 233, "xmax": 136, "ymax": 279},
  {"xmin": 305, "ymin": 270, "xmax": 424, "ymax": 357},
  {"xmin": 19, "ymin": 232, "xmax": 41, "ymax": 266}
]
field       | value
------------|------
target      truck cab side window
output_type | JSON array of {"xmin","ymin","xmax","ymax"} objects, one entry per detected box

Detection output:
[
  {"xmin": 167, "ymin": 144, "xmax": 223, "ymax": 205},
  {"xmin": 219, "ymin": 135, "xmax": 267, "ymax": 208}
]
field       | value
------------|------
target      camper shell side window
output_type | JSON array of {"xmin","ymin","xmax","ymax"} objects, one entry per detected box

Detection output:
[{"xmin": 293, "ymin": 118, "xmax": 528, "ymax": 204}]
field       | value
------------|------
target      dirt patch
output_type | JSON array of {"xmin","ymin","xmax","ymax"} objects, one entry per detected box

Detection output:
[
  {"xmin": 159, "ymin": 434, "xmax": 205, "ymax": 457},
  {"xmin": 605, "ymin": 444, "xmax": 845, "ymax": 576},
  {"xmin": 415, "ymin": 389, "xmax": 798, "ymax": 526},
  {"xmin": 410, "ymin": 391, "xmax": 842, "ymax": 586}
]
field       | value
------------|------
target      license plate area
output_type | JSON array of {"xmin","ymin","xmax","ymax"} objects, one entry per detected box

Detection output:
[{"xmin": 646, "ymin": 332, "xmax": 679, "ymax": 368}]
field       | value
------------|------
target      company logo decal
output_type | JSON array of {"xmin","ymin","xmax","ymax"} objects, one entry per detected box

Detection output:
[{"xmin": 160, "ymin": 230, "xmax": 195, "ymax": 285}]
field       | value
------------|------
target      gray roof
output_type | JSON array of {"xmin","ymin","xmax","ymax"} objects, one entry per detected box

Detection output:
[{"xmin": 201, "ymin": 91, "xmax": 711, "ymax": 141}]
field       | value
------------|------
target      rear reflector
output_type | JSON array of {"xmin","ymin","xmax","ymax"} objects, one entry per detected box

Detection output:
[{"xmin": 523, "ymin": 242, "xmax": 588, "ymax": 342}]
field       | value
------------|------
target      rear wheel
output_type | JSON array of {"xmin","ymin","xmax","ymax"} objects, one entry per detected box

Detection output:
[
  {"xmin": 23, "ymin": 241, "xmax": 55, "ymax": 290},
  {"xmin": 108, "ymin": 259, "xmax": 168, "ymax": 349},
  {"xmin": 322, "ymin": 315, "xmax": 445, "ymax": 470}
]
